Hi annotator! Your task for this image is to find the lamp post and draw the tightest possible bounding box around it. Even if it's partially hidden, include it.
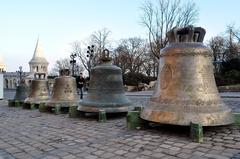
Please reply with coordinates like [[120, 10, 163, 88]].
[[16, 66, 23, 85], [70, 53, 77, 76], [86, 45, 94, 78], [76, 65, 80, 76]]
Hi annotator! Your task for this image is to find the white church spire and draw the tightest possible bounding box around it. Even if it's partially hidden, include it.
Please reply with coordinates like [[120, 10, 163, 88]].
[[29, 38, 48, 64], [29, 38, 49, 75]]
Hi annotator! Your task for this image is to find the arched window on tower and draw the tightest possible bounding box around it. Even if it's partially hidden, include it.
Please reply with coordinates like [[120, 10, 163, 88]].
[[9, 80, 12, 89], [13, 79, 17, 88], [5, 79, 8, 89]]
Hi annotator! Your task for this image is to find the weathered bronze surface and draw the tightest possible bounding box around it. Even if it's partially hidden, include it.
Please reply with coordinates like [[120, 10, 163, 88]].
[[78, 49, 131, 113], [24, 73, 50, 104], [140, 26, 233, 126], [46, 69, 78, 107], [14, 81, 30, 102]]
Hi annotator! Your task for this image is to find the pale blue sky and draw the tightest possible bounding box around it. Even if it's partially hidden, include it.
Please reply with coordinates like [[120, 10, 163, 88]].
[[0, 0, 239, 72]]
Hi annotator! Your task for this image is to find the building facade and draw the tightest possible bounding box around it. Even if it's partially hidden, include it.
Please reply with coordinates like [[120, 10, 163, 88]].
[[3, 38, 49, 89]]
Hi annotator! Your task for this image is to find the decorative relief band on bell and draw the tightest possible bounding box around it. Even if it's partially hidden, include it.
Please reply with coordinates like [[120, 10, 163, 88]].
[[160, 52, 212, 58], [146, 101, 230, 113], [149, 98, 224, 107], [160, 64, 172, 89]]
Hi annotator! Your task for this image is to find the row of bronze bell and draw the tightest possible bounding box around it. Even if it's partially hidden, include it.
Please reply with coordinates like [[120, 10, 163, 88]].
[[19, 70, 80, 107], [14, 59, 131, 112], [14, 26, 233, 126]]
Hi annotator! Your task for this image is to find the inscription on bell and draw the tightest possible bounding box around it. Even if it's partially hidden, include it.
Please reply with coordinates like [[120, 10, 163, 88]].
[[39, 88, 49, 96], [64, 84, 73, 94]]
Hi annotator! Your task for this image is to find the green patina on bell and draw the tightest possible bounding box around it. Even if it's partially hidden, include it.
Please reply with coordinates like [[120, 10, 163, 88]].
[[14, 80, 30, 102], [78, 49, 131, 113]]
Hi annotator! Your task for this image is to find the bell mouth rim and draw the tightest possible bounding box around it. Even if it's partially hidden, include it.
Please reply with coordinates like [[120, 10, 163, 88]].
[[24, 100, 49, 104], [140, 108, 234, 126], [46, 101, 79, 107], [77, 104, 130, 113]]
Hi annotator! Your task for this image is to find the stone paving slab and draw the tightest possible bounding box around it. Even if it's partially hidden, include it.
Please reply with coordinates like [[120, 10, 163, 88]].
[[0, 100, 239, 159]]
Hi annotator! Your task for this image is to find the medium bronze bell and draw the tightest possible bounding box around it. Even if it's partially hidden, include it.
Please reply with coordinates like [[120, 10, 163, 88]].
[[46, 69, 78, 107], [141, 26, 233, 126], [14, 80, 30, 102], [24, 73, 50, 104], [78, 49, 131, 113]]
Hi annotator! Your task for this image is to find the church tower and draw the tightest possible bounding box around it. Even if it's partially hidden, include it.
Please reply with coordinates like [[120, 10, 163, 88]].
[[29, 38, 49, 76]]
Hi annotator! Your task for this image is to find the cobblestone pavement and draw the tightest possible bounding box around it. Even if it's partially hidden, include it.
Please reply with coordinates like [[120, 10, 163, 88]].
[[0, 100, 240, 159]]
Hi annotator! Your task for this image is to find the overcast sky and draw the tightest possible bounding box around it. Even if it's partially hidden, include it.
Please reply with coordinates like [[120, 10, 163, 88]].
[[0, 0, 240, 72]]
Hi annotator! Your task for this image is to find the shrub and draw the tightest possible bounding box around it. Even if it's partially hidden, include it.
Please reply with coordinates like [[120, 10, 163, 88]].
[[221, 58, 240, 73], [224, 69, 240, 85]]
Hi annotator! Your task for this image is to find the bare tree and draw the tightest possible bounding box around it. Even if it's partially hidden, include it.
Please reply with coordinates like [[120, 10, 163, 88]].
[[208, 36, 227, 74], [140, 0, 199, 59], [71, 28, 112, 78], [208, 24, 240, 75], [71, 41, 91, 77], [225, 24, 240, 60], [51, 57, 83, 76], [113, 46, 129, 74], [209, 36, 227, 62], [90, 28, 112, 56], [113, 37, 151, 75]]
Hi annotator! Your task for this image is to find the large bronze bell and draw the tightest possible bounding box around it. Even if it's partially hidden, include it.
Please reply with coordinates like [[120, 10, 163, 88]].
[[46, 69, 78, 107], [78, 49, 131, 113], [24, 73, 50, 104], [141, 26, 233, 126], [14, 80, 30, 102]]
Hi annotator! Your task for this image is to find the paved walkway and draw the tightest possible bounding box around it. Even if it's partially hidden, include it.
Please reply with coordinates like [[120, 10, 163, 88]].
[[0, 100, 240, 158], [1, 90, 240, 158]]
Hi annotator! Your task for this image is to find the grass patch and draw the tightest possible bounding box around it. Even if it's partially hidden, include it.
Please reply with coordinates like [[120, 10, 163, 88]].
[[234, 113, 240, 125]]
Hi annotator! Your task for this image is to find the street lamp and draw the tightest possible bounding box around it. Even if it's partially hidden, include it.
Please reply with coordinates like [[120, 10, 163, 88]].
[[76, 65, 80, 76], [16, 66, 23, 85], [70, 53, 77, 76], [86, 45, 94, 77]]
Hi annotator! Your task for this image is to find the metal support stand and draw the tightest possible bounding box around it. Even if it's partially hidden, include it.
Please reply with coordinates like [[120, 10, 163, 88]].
[[190, 122, 203, 143], [98, 110, 107, 122], [127, 110, 145, 130]]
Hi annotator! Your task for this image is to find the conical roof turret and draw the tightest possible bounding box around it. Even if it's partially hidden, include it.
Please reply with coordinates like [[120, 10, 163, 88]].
[[29, 38, 48, 65]]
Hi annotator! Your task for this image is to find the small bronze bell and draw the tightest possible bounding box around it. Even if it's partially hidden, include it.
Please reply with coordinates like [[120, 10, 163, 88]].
[[78, 49, 131, 113], [141, 26, 233, 126], [46, 69, 78, 107], [14, 80, 30, 102], [24, 73, 50, 104]]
